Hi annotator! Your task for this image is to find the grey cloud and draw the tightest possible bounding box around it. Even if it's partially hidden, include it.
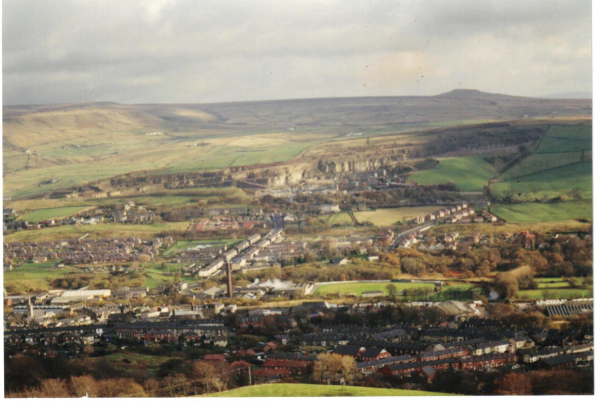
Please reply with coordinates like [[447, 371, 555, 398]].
[[2, 0, 592, 105]]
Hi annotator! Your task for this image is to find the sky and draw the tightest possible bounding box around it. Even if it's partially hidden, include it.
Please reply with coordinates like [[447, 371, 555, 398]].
[[1, 0, 592, 105]]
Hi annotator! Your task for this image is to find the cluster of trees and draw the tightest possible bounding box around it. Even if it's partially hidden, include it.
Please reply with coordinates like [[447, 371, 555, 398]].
[[50, 271, 147, 291], [376, 232, 592, 282], [312, 353, 356, 385], [423, 367, 593, 395], [281, 261, 398, 283], [4, 347, 245, 398], [494, 370, 594, 395], [6, 376, 145, 398]]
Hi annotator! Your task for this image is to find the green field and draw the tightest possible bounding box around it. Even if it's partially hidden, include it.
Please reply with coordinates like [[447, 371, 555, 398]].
[[3, 261, 77, 293], [491, 162, 592, 201], [354, 206, 441, 226], [3, 222, 190, 242], [4, 187, 248, 212], [328, 212, 353, 225], [18, 206, 92, 222], [491, 201, 592, 223], [517, 288, 593, 300], [491, 125, 592, 202], [517, 277, 592, 299], [408, 156, 495, 191], [501, 152, 588, 180], [536, 125, 592, 153], [202, 383, 453, 397], [313, 281, 435, 296]]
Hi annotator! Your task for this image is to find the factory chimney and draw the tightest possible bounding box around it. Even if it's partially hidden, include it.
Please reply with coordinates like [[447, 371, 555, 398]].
[[226, 259, 233, 298]]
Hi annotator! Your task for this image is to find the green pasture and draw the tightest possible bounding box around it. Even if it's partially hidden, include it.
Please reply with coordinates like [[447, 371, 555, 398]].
[[18, 206, 91, 222], [354, 206, 441, 226], [408, 156, 495, 191], [501, 152, 588, 180], [3, 222, 190, 243], [517, 288, 593, 300], [491, 201, 592, 223], [536, 125, 592, 153], [490, 162, 592, 201], [328, 212, 353, 225], [3, 261, 76, 293], [313, 281, 435, 296]]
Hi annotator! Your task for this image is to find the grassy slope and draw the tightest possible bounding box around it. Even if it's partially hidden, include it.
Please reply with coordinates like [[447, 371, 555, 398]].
[[313, 282, 435, 296], [3, 222, 189, 242], [428, 221, 591, 237], [408, 157, 494, 191], [491, 201, 592, 223], [5, 187, 247, 211], [354, 206, 441, 226], [328, 212, 353, 225], [3, 261, 77, 292], [491, 125, 592, 202], [517, 276, 592, 299], [490, 162, 592, 201], [202, 383, 453, 397], [500, 152, 588, 180], [19, 206, 92, 222], [536, 125, 592, 153], [517, 289, 593, 299]]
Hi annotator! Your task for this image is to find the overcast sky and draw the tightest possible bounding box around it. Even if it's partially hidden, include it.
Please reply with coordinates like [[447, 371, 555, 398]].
[[2, 0, 592, 105]]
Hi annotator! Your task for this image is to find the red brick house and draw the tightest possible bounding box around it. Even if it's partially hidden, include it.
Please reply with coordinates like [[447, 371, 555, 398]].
[[252, 368, 291, 383], [116, 328, 143, 341], [235, 349, 256, 357], [459, 354, 516, 371], [43, 333, 59, 345], [358, 348, 391, 362], [236, 315, 265, 332], [262, 359, 310, 375], [182, 331, 201, 342], [380, 359, 460, 377], [60, 333, 79, 344], [144, 329, 176, 343]]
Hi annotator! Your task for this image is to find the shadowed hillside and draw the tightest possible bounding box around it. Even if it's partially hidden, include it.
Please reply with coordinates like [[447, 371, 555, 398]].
[[2, 90, 591, 199], [4, 90, 591, 148]]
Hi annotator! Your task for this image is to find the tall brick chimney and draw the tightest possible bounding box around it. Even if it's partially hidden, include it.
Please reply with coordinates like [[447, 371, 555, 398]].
[[226, 259, 233, 298]]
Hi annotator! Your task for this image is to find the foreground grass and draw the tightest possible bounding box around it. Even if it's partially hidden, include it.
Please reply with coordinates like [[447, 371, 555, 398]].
[[201, 383, 454, 397]]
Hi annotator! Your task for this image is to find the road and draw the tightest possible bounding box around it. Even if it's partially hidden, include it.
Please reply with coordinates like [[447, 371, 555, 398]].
[[387, 223, 435, 252]]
